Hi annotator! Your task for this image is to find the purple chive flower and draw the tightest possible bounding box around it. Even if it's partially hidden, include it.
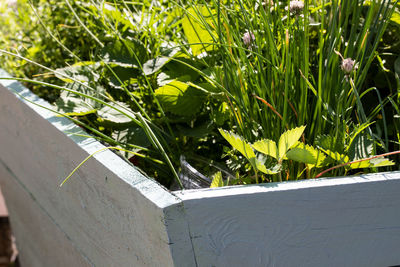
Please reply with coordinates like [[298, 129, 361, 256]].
[[242, 31, 256, 48], [341, 58, 356, 75]]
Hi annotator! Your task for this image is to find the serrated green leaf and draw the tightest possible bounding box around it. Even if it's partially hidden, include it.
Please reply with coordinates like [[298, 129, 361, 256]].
[[182, 6, 216, 56], [251, 159, 280, 175], [252, 139, 278, 159], [349, 158, 395, 169], [155, 81, 206, 116], [320, 148, 349, 163], [369, 158, 395, 167], [210, 171, 224, 188], [219, 129, 256, 160], [278, 126, 306, 160], [291, 142, 327, 168], [286, 147, 317, 164]]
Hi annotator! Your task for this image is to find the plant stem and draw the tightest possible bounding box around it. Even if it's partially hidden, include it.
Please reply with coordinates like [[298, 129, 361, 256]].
[[315, 150, 400, 178]]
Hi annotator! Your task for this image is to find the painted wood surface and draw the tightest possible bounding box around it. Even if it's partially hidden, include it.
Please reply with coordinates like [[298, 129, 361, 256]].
[[1, 69, 400, 267], [177, 172, 400, 267], [0, 160, 93, 267], [0, 70, 193, 266]]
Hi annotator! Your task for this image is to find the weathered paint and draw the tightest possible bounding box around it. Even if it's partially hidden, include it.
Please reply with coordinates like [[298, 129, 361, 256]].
[[1, 69, 400, 267], [0, 70, 193, 266]]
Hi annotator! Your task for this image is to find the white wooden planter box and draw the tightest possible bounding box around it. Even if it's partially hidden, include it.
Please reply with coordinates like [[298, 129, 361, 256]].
[[0, 69, 400, 267]]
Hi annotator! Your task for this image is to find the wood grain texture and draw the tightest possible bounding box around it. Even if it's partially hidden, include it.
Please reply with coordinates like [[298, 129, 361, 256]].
[[2, 69, 400, 267], [0, 71, 192, 266], [177, 172, 400, 267], [0, 161, 93, 267]]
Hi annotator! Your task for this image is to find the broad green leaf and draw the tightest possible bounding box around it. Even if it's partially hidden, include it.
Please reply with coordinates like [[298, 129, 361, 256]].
[[286, 147, 317, 165], [107, 66, 139, 89], [100, 38, 148, 68], [252, 139, 278, 159], [143, 49, 178, 75], [182, 6, 216, 56], [56, 90, 97, 115], [291, 142, 327, 168], [155, 80, 206, 116], [97, 102, 136, 124], [210, 171, 224, 188], [219, 129, 256, 160], [278, 126, 306, 160], [251, 159, 280, 175], [55, 62, 99, 83]]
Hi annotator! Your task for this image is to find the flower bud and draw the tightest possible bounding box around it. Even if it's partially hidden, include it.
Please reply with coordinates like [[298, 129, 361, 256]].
[[242, 31, 255, 48], [289, 1, 304, 14], [341, 58, 356, 75]]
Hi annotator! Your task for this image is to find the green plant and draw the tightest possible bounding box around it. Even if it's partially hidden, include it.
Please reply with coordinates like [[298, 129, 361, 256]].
[[0, 0, 399, 189]]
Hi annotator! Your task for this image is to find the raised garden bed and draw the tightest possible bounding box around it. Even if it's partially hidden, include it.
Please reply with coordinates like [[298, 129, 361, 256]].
[[1, 69, 400, 266]]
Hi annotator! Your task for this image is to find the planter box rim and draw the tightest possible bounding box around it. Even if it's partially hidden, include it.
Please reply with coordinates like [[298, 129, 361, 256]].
[[1, 68, 400, 204]]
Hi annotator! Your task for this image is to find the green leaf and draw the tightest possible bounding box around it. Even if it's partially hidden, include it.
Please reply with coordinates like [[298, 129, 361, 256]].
[[219, 129, 256, 160], [212, 102, 230, 126], [100, 39, 147, 68], [56, 90, 98, 115], [369, 158, 395, 167], [143, 49, 178, 75], [278, 126, 306, 160], [391, 10, 400, 25], [155, 80, 206, 116], [252, 139, 278, 159], [97, 102, 136, 124], [112, 126, 151, 148], [251, 159, 280, 175], [55, 62, 99, 83], [182, 6, 216, 56], [348, 134, 373, 161], [210, 171, 224, 188], [349, 157, 395, 169], [292, 142, 327, 168], [286, 147, 317, 165], [320, 148, 349, 163], [315, 134, 344, 154]]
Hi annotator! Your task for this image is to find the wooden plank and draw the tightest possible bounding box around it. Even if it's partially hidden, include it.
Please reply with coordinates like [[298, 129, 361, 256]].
[[176, 172, 400, 267], [0, 161, 93, 267], [0, 72, 194, 266]]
